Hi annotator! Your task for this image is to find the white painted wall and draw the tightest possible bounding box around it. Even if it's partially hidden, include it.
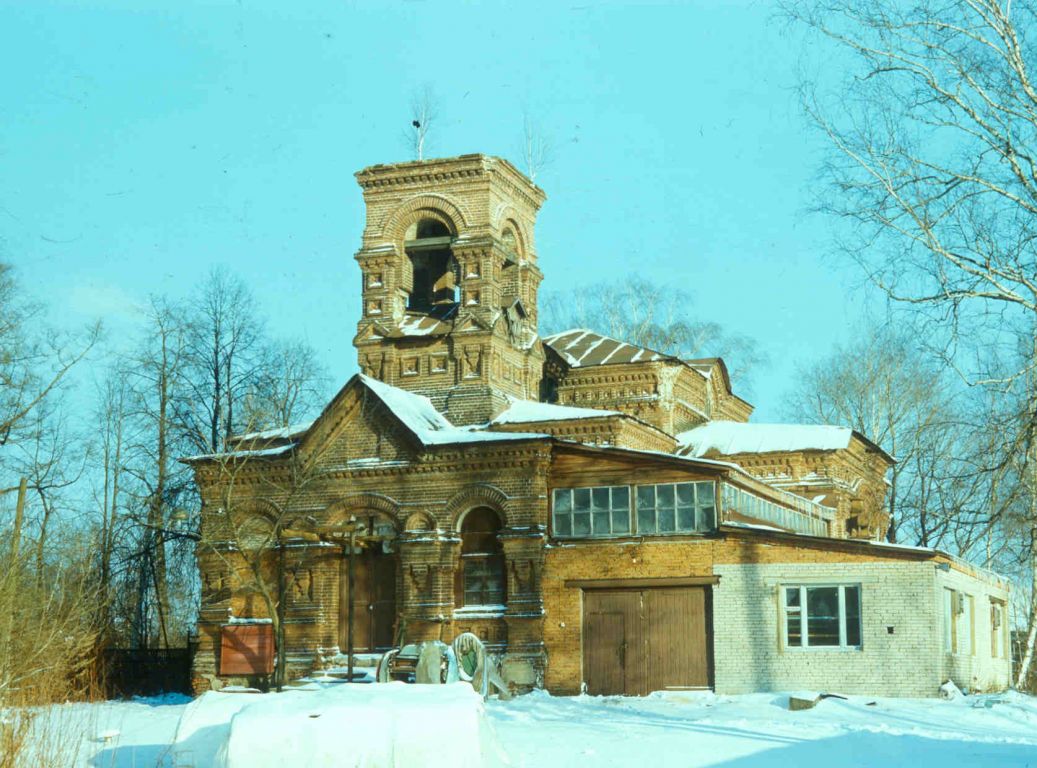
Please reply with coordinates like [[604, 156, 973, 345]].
[[712, 560, 1010, 697]]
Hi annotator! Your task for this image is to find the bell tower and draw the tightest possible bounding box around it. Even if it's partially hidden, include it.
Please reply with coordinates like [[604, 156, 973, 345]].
[[353, 154, 546, 425]]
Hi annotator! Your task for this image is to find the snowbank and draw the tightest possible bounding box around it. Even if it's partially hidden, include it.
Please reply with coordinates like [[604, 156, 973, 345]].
[[175, 682, 506, 768]]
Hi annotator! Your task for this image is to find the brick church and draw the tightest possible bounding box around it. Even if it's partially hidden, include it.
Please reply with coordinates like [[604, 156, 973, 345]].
[[186, 154, 1010, 698]]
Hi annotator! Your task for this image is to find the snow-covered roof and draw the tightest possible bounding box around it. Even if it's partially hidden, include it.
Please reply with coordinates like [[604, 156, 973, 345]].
[[231, 420, 315, 444], [181, 444, 296, 463], [677, 421, 854, 457], [359, 375, 548, 446], [491, 398, 620, 425], [543, 329, 671, 368]]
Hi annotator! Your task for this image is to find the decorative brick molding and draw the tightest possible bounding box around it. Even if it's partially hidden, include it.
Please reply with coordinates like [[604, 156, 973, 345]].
[[323, 493, 401, 529], [379, 193, 470, 244], [445, 483, 512, 529]]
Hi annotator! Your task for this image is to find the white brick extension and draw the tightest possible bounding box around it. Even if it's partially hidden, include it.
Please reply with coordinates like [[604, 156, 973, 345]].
[[711, 560, 1011, 697]]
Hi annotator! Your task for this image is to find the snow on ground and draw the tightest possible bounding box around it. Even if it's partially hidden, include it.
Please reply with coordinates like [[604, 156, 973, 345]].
[[16, 693, 190, 767], [488, 689, 1037, 767], [16, 687, 1037, 767]]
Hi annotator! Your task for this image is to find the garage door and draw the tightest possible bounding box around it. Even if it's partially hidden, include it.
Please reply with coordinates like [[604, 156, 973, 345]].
[[582, 587, 711, 695]]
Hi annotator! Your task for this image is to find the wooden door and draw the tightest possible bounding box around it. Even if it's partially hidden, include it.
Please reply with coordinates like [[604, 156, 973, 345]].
[[583, 590, 642, 695], [582, 587, 711, 695], [340, 548, 397, 653], [644, 588, 711, 691], [583, 593, 626, 695]]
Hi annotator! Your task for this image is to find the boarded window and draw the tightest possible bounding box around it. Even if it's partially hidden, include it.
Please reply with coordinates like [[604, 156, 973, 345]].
[[944, 589, 975, 656], [991, 600, 1005, 658], [784, 585, 861, 649], [944, 588, 955, 653], [960, 593, 974, 656]]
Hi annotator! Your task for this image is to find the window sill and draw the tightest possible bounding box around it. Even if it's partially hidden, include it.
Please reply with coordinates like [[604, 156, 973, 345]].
[[453, 604, 506, 620], [782, 646, 862, 653], [551, 531, 715, 542]]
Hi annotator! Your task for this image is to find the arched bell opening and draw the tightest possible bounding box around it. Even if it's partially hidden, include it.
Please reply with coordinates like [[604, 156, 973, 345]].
[[404, 217, 459, 313]]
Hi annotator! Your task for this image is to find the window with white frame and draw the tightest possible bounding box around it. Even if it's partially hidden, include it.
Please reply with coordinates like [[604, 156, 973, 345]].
[[635, 482, 715, 534], [783, 585, 861, 649], [552, 486, 630, 537]]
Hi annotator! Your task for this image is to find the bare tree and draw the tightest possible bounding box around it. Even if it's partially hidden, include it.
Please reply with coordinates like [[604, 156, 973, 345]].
[[783, 322, 983, 546], [193, 440, 327, 691], [540, 275, 767, 391], [11, 403, 88, 583], [0, 263, 98, 449], [183, 268, 264, 453], [242, 339, 330, 430], [786, 0, 1037, 389], [520, 113, 553, 183], [125, 297, 196, 647], [92, 369, 130, 641], [407, 85, 438, 161]]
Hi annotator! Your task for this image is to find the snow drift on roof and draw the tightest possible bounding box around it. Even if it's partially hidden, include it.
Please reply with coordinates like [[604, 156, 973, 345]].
[[677, 421, 853, 457], [492, 398, 620, 425], [542, 328, 670, 368], [359, 375, 548, 446]]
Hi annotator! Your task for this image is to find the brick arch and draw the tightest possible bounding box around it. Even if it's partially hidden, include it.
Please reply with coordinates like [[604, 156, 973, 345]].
[[492, 204, 529, 256], [324, 493, 402, 531], [381, 194, 470, 244], [232, 497, 283, 523], [403, 511, 437, 532], [229, 499, 285, 551], [446, 484, 511, 531]]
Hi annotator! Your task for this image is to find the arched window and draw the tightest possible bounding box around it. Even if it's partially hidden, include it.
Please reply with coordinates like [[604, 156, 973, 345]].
[[458, 508, 506, 607], [501, 227, 517, 253], [405, 217, 457, 311]]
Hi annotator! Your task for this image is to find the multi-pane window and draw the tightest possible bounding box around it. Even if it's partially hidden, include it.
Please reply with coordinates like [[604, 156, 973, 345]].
[[636, 482, 715, 534], [552, 486, 630, 537], [552, 482, 715, 538], [460, 508, 506, 607], [721, 483, 829, 537], [784, 585, 862, 649]]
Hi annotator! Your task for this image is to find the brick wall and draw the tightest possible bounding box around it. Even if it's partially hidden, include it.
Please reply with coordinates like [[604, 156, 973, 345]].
[[935, 564, 1012, 692], [542, 532, 1012, 698], [712, 560, 939, 697], [543, 538, 716, 694]]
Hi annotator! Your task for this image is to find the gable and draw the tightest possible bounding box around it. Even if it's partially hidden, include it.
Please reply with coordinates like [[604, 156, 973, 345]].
[[296, 377, 420, 470]]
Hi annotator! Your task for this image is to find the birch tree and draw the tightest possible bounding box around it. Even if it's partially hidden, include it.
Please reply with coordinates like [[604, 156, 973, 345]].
[[520, 113, 552, 183], [786, 0, 1037, 387], [540, 275, 766, 390], [407, 85, 437, 161]]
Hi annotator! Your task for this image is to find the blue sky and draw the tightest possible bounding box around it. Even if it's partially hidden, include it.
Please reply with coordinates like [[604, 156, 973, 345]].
[[1, 0, 877, 421]]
